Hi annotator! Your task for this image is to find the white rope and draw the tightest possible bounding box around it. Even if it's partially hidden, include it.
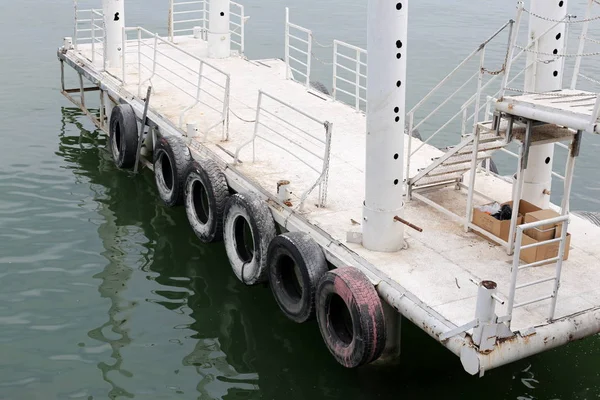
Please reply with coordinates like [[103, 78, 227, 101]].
[[584, 36, 600, 45], [523, 8, 600, 23], [312, 37, 333, 48], [515, 44, 600, 57], [311, 52, 333, 66]]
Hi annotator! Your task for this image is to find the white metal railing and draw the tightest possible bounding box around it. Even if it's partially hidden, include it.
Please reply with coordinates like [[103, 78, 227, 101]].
[[234, 90, 333, 209], [122, 26, 231, 139], [168, 0, 246, 54], [74, 6, 105, 66], [504, 215, 570, 328], [284, 7, 312, 88], [332, 40, 367, 112]]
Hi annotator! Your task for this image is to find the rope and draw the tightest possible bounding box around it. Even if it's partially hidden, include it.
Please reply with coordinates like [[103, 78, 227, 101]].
[[585, 36, 600, 45], [515, 44, 600, 57], [523, 8, 600, 23], [229, 108, 256, 123]]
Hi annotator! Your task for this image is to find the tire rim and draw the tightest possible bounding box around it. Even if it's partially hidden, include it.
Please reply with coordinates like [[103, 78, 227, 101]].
[[191, 179, 210, 224], [158, 152, 174, 193], [279, 254, 304, 302], [233, 215, 254, 263], [327, 293, 354, 346], [112, 121, 122, 159]]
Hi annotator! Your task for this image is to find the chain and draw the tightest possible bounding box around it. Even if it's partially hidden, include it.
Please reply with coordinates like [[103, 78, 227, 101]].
[[515, 44, 600, 57], [585, 36, 600, 45], [312, 36, 333, 48], [311, 52, 333, 66], [523, 8, 600, 23]]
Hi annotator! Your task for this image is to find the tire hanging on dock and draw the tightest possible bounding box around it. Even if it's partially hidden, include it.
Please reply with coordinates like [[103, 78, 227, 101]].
[[268, 232, 329, 323], [316, 267, 386, 368], [154, 135, 192, 207], [223, 193, 277, 285], [109, 104, 139, 169], [184, 158, 230, 243]]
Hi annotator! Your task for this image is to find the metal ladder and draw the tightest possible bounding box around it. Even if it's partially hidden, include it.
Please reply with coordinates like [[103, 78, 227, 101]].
[[502, 214, 571, 328], [407, 124, 507, 195]]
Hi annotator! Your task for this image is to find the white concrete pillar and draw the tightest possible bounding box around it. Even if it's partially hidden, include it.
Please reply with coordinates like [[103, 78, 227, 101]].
[[208, 0, 231, 58], [522, 0, 568, 208], [362, 0, 407, 252], [102, 0, 125, 69]]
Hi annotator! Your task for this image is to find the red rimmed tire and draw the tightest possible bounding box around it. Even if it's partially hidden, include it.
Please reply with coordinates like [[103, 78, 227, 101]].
[[316, 267, 386, 368]]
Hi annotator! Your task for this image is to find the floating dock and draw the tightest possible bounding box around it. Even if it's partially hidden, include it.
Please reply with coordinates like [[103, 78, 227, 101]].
[[59, 0, 600, 376]]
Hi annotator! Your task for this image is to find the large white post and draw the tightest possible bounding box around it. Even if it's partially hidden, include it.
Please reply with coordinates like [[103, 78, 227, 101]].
[[208, 0, 231, 58], [522, 0, 568, 208], [102, 0, 125, 68], [362, 0, 407, 252]]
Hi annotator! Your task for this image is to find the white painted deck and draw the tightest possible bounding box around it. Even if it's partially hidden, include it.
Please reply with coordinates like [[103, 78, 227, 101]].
[[79, 37, 600, 334]]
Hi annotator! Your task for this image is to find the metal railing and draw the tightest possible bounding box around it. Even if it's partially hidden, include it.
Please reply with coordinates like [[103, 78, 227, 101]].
[[234, 90, 333, 209], [168, 0, 246, 54], [332, 40, 367, 112], [122, 26, 231, 139], [73, 6, 105, 66], [504, 214, 570, 328], [284, 7, 312, 88]]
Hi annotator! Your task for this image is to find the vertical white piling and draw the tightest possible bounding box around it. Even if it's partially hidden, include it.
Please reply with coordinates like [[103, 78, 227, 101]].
[[522, 0, 568, 208], [362, 0, 407, 252], [208, 0, 231, 58], [102, 0, 125, 68]]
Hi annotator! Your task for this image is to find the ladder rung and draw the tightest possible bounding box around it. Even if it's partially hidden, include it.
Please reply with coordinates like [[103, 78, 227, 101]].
[[441, 151, 493, 165], [413, 171, 464, 187], [515, 276, 556, 290], [514, 294, 554, 308], [456, 140, 505, 154], [518, 256, 560, 270], [426, 162, 472, 177]]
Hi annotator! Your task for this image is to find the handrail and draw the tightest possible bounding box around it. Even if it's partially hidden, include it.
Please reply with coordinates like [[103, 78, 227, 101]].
[[285, 8, 312, 88], [234, 90, 333, 209], [122, 26, 231, 140], [332, 40, 367, 112]]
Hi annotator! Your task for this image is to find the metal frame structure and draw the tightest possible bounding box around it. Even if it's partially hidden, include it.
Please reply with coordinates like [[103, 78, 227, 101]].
[[284, 7, 313, 88], [332, 40, 367, 112], [234, 90, 333, 209]]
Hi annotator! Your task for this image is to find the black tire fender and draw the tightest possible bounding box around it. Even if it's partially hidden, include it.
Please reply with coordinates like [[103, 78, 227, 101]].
[[223, 193, 277, 285], [154, 135, 191, 207], [109, 104, 139, 168], [184, 158, 230, 243], [316, 267, 386, 368], [268, 232, 329, 323], [310, 81, 330, 96]]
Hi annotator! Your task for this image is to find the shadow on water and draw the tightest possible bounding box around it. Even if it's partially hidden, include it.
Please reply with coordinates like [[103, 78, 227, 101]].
[[56, 107, 600, 400]]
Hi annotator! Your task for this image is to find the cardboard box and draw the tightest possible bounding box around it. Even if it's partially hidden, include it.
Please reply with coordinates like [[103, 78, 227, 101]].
[[520, 232, 571, 265], [472, 200, 539, 242], [524, 209, 564, 241]]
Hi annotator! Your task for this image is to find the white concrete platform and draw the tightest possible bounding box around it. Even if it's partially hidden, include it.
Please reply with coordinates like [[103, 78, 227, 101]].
[[71, 36, 600, 351]]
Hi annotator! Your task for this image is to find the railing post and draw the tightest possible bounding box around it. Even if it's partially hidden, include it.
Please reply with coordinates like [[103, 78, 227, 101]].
[[285, 8, 290, 80], [240, 5, 245, 55], [332, 41, 338, 100], [203, 0, 207, 40], [355, 48, 360, 111], [306, 32, 313, 88], [91, 11, 96, 63], [406, 112, 414, 199], [506, 228, 524, 328], [222, 75, 231, 140], [548, 218, 570, 321], [500, 5, 523, 99], [473, 281, 499, 350], [168, 0, 174, 42], [571, 0, 593, 89], [137, 27, 142, 97], [122, 27, 127, 84], [74, 0, 79, 51]]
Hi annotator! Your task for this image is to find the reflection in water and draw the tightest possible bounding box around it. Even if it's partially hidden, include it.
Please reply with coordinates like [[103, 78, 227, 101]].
[[55, 106, 600, 400]]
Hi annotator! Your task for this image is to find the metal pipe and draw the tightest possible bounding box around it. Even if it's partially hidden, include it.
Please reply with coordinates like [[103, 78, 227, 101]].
[[208, 0, 230, 58], [102, 0, 125, 68], [362, 0, 407, 252], [571, 0, 594, 88]]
